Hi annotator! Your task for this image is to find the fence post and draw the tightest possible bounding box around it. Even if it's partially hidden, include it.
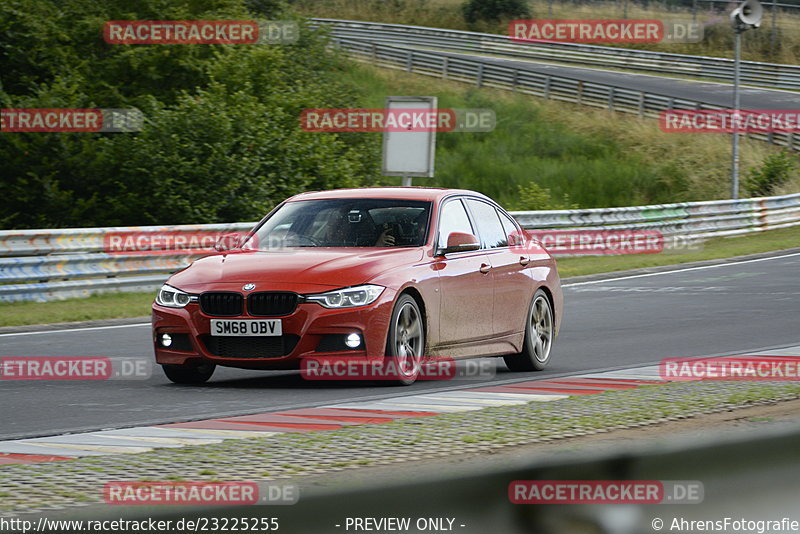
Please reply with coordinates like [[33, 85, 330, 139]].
[[638, 92, 645, 117], [512, 69, 518, 92], [406, 50, 413, 72], [544, 76, 551, 99], [476, 63, 484, 87], [371, 42, 377, 65], [608, 87, 615, 111]]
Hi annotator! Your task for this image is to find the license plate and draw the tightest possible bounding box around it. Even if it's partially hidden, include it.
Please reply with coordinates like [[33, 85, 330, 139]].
[[210, 319, 282, 337]]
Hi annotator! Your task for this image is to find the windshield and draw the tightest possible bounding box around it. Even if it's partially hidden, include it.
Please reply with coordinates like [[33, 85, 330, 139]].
[[244, 198, 432, 249]]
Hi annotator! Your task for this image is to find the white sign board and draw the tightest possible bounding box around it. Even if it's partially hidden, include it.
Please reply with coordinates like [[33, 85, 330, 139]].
[[382, 96, 437, 179]]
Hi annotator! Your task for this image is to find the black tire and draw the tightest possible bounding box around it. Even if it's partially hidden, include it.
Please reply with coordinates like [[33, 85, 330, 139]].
[[162, 362, 216, 384], [503, 289, 554, 372], [384, 294, 425, 386]]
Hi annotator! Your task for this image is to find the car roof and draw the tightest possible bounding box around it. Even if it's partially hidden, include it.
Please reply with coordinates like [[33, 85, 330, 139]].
[[286, 187, 490, 203]]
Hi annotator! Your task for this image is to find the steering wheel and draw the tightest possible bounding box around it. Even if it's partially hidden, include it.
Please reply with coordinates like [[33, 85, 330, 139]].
[[294, 234, 321, 247], [278, 233, 321, 247]]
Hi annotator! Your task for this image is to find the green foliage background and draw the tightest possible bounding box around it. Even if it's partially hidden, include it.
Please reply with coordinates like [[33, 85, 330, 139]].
[[0, 0, 381, 228]]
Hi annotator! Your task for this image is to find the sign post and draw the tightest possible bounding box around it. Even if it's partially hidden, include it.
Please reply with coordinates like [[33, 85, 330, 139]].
[[382, 96, 437, 186]]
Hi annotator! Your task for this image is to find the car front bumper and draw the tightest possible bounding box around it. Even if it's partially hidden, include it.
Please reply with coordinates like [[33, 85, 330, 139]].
[[152, 288, 397, 370]]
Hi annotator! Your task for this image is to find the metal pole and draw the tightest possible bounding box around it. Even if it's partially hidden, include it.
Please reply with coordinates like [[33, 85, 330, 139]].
[[771, 0, 777, 57], [731, 30, 742, 200], [692, 0, 698, 22], [548, 0, 553, 18], [402, 175, 413, 187]]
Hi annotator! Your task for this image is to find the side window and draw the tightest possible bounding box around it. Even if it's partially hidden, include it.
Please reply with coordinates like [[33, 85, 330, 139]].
[[499, 210, 520, 246], [465, 199, 507, 249], [437, 199, 474, 249]]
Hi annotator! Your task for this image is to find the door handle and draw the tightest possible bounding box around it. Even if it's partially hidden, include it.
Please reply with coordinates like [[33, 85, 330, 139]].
[[479, 263, 491, 274], [519, 256, 530, 266]]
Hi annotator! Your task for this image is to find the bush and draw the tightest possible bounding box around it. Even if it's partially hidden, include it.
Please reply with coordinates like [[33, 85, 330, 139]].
[[462, 0, 530, 26], [744, 151, 797, 197], [507, 182, 577, 211], [0, 0, 381, 228]]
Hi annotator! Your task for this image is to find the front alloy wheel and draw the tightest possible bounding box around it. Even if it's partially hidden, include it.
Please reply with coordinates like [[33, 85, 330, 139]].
[[386, 294, 425, 385], [504, 289, 554, 372]]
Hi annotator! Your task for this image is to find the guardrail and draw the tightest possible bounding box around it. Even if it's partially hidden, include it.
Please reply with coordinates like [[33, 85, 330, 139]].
[[0, 223, 253, 303], [2, 194, 798, 302], [513, 192, 800, 243], [313, 19, 800, 91], [326, 35, 799, 152]]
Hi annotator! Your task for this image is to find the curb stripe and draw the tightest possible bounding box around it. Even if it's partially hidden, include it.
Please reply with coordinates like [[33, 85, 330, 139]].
[[2, 349, 798, 465]]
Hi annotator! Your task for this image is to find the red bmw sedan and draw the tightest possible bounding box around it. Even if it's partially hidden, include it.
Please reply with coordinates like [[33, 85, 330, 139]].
[[151, 187, 563, 385]]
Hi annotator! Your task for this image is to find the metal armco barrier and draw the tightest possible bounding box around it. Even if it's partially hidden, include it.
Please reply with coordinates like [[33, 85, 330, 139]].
[[324, 33, 799, 152], [0, 223, 253, 303], [2, 194, 798, 302], [513, 192, 800, 245], [313, 18, 800, 91]]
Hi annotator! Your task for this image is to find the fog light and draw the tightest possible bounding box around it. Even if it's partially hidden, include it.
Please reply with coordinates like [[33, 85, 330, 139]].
[[160, 333, 173, 348], [345, 333, 362, 348]]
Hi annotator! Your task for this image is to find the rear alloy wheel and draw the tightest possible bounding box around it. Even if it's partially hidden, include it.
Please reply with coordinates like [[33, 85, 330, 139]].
[[386, 294, 425, 386], [504, 289, 554, 372], [162, 362, 216, 385]]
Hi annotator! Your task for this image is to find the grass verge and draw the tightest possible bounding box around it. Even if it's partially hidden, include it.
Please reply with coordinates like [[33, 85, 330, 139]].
[[0, 292, 153, 328], [348, 64, 799, 207], [555, 224, 800, 278]]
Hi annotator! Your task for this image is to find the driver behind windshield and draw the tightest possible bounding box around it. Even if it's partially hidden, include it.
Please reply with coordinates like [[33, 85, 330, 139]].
[[321, 208, 393, 247], [249, 199, 431, 249]]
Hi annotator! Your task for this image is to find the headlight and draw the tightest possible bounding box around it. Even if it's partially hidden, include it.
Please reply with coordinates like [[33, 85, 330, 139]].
[[155, 284, 193, 308], [305, 285, 385, 309]]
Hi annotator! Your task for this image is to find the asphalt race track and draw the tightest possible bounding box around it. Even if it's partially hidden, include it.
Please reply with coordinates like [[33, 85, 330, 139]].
[[1, 252, 798, 441]]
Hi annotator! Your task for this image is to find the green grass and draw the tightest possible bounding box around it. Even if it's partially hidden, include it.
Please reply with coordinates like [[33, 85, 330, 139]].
[[555, 224, 800, 278], [345, 64, 799, 208], [0, 291, 153, 327]]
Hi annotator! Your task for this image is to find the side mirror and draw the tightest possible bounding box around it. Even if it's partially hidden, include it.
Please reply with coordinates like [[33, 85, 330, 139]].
[[440, 232, 480, 255], [214, 233, 242, 252]]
